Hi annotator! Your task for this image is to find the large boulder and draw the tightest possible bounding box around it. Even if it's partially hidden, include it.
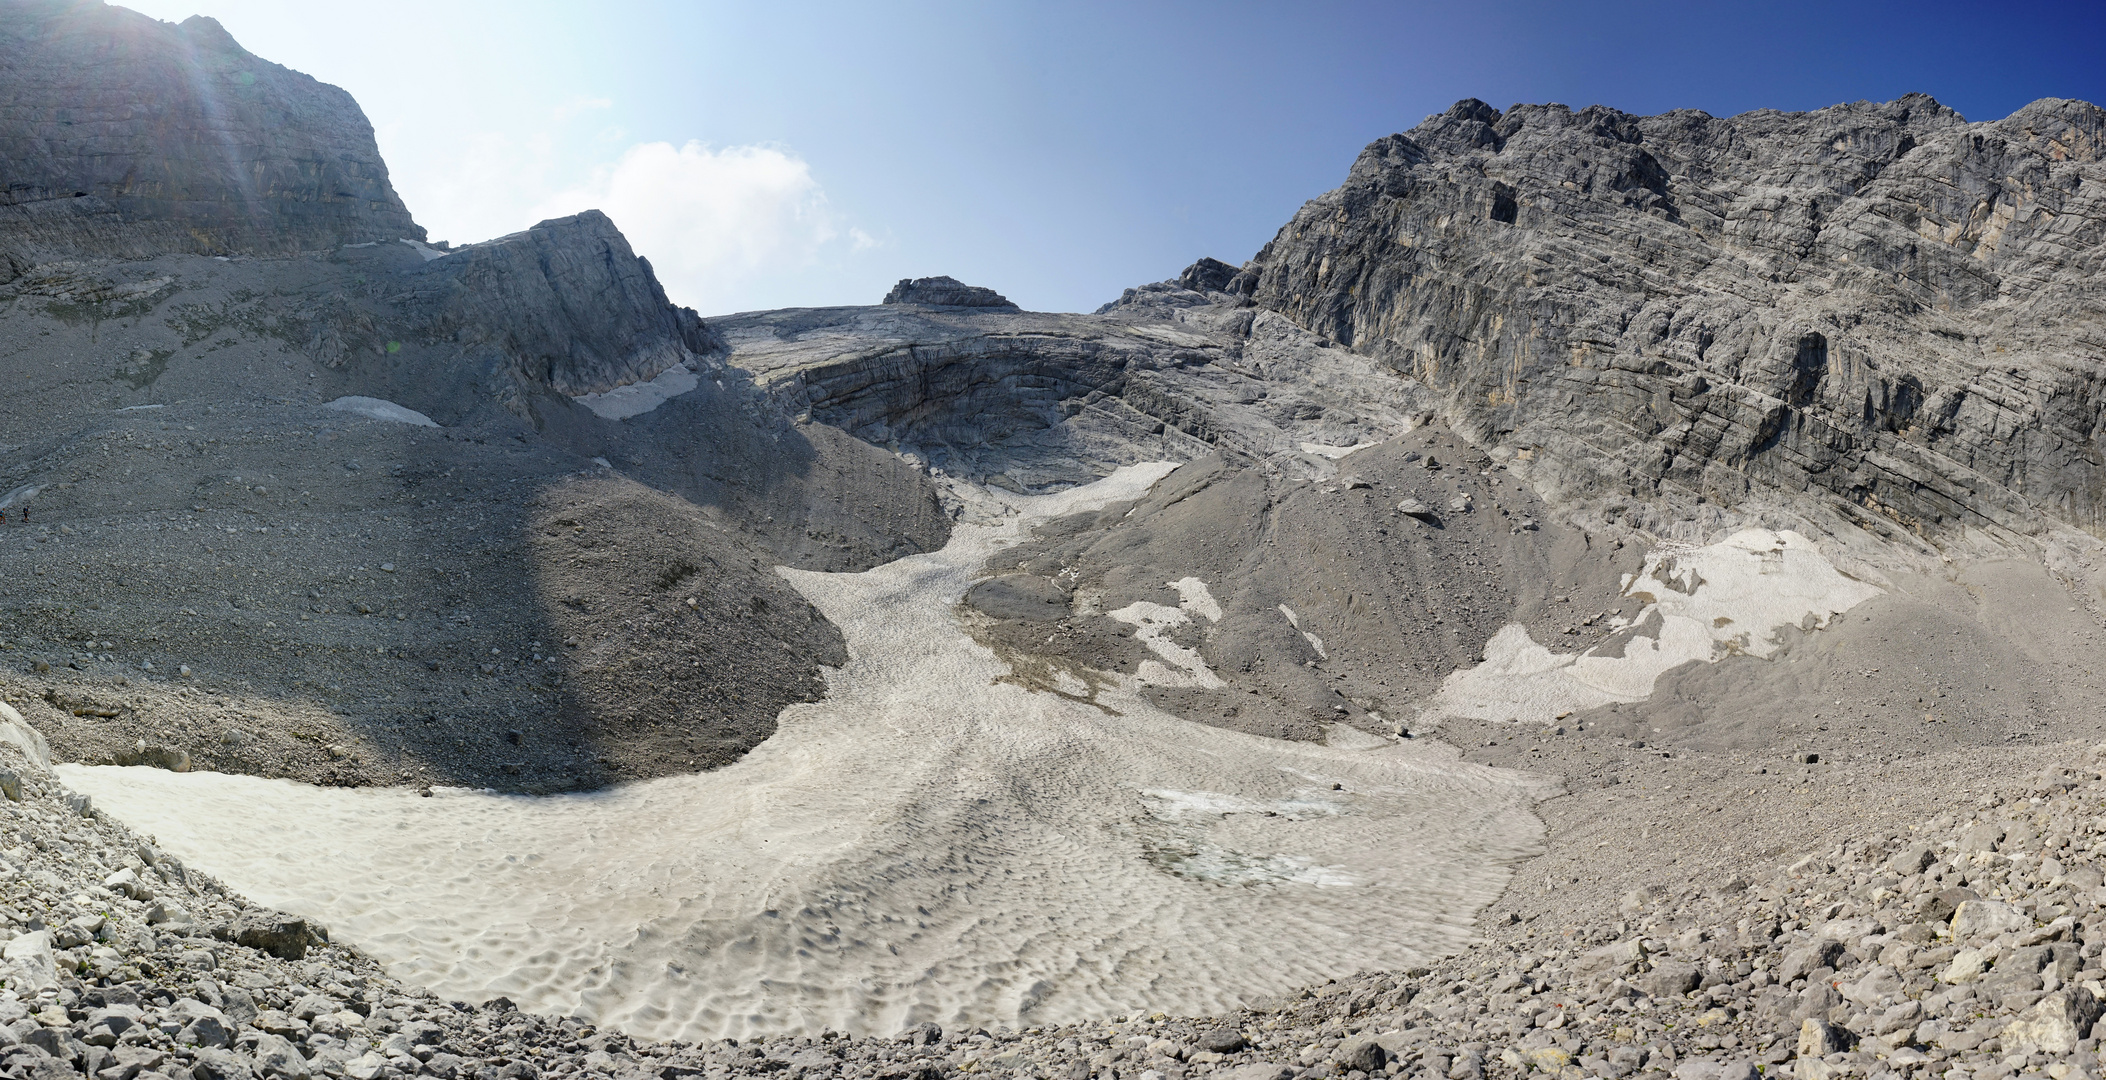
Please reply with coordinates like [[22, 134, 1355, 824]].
[[2001, 988, 2105, 1055]]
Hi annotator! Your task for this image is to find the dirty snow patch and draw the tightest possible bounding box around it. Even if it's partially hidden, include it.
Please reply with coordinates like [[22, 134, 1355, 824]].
[[573, 365, 700, 420], [1111, 577, 1227, 688], [1423, 529, 1881, 725], [322, 396, 439, 428], [399, 239, 451, 261], [1279, 604, 1328, 659], [1299, 441, 1381, 460]]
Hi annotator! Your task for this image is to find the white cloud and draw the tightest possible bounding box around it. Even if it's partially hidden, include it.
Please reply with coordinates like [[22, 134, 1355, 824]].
[[528, 141, 858, 313], [384, 128, 561, 251]]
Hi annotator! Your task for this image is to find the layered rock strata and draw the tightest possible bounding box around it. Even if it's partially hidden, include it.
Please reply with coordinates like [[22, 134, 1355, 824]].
[[1236, 95, 2106, 548]]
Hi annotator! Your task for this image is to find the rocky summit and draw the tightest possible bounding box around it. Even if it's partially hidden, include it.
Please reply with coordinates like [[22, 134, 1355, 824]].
[[9, 3, 2106, 1079]]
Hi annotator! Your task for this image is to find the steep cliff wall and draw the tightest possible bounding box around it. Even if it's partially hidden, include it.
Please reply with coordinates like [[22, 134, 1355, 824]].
[[0, 0, 420, 272], [1240, 94, 2106, 543], [400, 211, 721, 397]]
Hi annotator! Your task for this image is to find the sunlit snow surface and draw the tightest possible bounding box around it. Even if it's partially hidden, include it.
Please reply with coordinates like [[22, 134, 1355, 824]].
[[63, 464, 1550, 1041]]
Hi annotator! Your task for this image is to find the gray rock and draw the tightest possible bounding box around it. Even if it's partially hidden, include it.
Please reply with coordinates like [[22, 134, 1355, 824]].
[[1887, 845, 1936, 875], [1332, 1037, 1384, 1072], [1641, 961, 1700, 999], [231, 917, 319, 961], [21, 1027, 75, 1065], [218, 989, 258, 1032], [249, 1033, 310, 1080], [0, 930, 57, 994], [1195, 1029, 1247, 1054], [1236, 94, 2106, 544], [288, 995, 338, 1023], [1838, 964, 1904, 1006], [1939, 947, 1993, 984], [882, 276, 1018, 309], [83, 1005, 140, 1047], [723, 299, 1422, 497], [250, 1010, 304, 1037], [1178, 258, 1242, 294], [145, 902, 193, 927], [1916, 887, 1979, 924], [179, 1016, 233, 1050], [1775, 940, 1843, 983], [101, 1044, 169, 1080], [896, 1023, 942, 1046], [1957, 823, 2005, 853], [406, 210, 722, 396], [190, 1048, 257, 1080], [102, 867, 150, 900], [1950, 899, 2031, 940], [0, 4, 420, 271], [1873, 1000, 1922, 1035]]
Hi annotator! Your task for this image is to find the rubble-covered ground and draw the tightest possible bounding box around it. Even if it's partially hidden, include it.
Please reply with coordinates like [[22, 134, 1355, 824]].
[[13, 699, 2106, 1080]]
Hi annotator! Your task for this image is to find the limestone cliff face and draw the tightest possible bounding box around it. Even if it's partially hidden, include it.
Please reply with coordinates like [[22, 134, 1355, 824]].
[[406, 212, 722, 397], [1239, 94, 2106, 542], [0, 0, 420, 272]]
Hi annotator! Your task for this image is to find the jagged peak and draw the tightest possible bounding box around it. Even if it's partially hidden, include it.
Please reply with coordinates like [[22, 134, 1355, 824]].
[[882, 276, 1017, 309]]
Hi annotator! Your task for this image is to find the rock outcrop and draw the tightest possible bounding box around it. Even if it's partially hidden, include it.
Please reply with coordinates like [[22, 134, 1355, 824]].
[[0, 1, 421, 272], [1237, 94, 2106, 545], [881, 275, 1018, 309], [403, 211, 722, 397], [718, 284, 1421, 492]]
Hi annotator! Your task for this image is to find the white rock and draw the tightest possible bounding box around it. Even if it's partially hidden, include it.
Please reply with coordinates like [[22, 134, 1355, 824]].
[[1951, 899, 2031, 941], [1, 930, 58, 993], [1840, 964, 1905, 1006], [1940, 947, 1993, 983], [103, 867, 150, 900], [345, 1052, 388, 1080], [145, 901, 193, 926]]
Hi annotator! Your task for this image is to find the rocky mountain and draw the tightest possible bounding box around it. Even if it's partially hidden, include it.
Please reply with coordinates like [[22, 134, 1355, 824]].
[[0, 1, 421, 270], [0, 7, 942, 792], [12, 4, 2106, 1066], [1231, 94, 2106, 552]]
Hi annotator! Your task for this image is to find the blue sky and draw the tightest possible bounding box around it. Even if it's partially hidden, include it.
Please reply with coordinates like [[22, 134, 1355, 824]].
[[120, 0, 2106, 316]]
